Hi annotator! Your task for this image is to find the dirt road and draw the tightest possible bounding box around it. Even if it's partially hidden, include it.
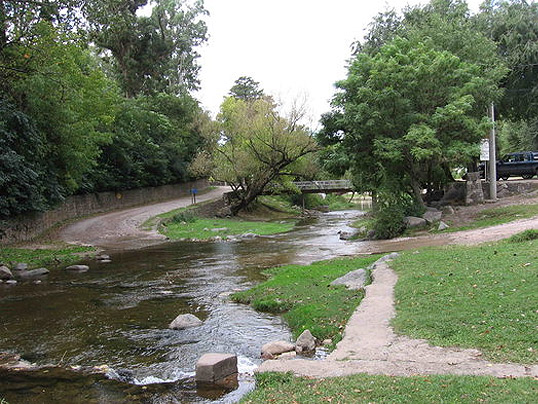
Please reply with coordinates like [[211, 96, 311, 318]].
[[58, 187, 229, 250]]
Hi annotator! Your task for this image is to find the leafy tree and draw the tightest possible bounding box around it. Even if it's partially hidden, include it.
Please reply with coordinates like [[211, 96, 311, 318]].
[[196, 96, 317, 215], [228, 76, 264, 101], [326, 37, 502, 207], [85, 0, 208, 97]]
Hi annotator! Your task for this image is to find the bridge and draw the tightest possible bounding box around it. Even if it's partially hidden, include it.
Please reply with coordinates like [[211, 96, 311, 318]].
[[291, 180, 354, 194]]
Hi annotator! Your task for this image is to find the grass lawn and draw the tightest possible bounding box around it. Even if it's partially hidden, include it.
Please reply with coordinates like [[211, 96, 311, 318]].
[[241, 372, 537, 404], [232, 255, 380, 342], [441, 203, 538, 233], [391, 235, 538, 364], [0, 245, 95, 269]]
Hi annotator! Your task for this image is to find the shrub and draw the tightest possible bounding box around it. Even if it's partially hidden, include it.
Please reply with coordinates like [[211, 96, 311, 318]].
[[508, 229, 538, 243], [169, 211, 196, 224]]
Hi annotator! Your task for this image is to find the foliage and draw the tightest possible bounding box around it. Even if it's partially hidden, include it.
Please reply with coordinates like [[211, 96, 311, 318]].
[[509, 229, 538, 243], [392, 242, 538, 363], [199, 96, 318, 215], [498, 118, 538, 154], [241, 373, 538, 404], [232, 255, 380, 342], [85, 0, 208, 97], [228, 76, 264, 101], [0, 245, 95, 269]]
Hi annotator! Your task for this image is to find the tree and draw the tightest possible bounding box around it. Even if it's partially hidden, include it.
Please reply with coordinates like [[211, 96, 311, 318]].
[[325, 37, 502, 207], [85, 0, 208, 97], [228, 76, 264, 101], [196, 96, 317, 215]]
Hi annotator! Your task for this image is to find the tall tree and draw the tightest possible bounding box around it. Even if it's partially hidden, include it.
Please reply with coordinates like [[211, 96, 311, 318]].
[[85, 0, 208, 97], [228, 76, 264, 101]]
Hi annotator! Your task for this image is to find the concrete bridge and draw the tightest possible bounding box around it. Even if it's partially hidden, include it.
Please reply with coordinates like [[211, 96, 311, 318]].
[[291, 180, 354, 194]]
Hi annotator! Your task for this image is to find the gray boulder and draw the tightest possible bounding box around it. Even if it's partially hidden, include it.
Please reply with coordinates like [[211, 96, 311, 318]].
[[404, 216, 427, 228], [376, 252, 400, 263], [295, 330, 316, 353], [330, 268, 368, 290], [169, 313, 203, 330], [66, 265, 90, 272], [15, 268, 49, 279], [438, 221, 450, 231], [442, 205, 455, 215], [0, 265, 13, 280], [239, 233, 258, 239], [196, 353, 237, 383], [13, 263, 28, 271], [261, 340, 295, 359], [422, 208, 442, 224]]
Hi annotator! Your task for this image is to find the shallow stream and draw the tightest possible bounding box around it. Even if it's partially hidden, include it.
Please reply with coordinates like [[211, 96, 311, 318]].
[[1, 210, 371, 403]]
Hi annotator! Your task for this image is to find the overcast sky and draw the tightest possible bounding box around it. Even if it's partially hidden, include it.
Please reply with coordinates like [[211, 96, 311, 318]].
[[195, 0, 483, 128]]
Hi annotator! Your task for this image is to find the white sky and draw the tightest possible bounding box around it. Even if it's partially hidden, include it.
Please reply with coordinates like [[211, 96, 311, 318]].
[[196, 0, 483, 128]]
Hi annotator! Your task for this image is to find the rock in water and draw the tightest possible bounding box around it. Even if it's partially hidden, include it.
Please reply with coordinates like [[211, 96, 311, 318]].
[[195, 353, 237, 382], [261, 341, 295, 359], [295, 330, 316, 353], [169, 314, 203, 330], [15, 268, 49, 279], [66, 265, 90, 272]]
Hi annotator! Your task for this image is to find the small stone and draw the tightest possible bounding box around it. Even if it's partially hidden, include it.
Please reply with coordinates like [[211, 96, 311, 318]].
[[278, 351, 297, 360], [96, 255, 110, 261], [5, 280, 17, 285], [66, 265, 90, 272], [169, 313, 203, 330], [98, 260, 112, 264], [261, 341, 295, 359], [239, 233, 258, 239], [438, 221, 450, 231], [195, 353, 237, 383], [295, 330, 316, 353], [322, 339, 332, 346], [442, 205, 455, 215], [211, 227, 228, 232]]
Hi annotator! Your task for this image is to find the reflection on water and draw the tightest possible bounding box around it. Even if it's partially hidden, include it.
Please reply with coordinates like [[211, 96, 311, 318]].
[[0, 210, 368, 403]]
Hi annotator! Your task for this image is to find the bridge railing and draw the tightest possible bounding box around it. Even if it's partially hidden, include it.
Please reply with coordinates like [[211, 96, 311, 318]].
[[292, 180, 353, 191]]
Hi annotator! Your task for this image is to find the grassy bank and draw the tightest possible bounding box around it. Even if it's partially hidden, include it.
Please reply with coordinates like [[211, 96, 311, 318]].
[[0, 245, 95, 269], [391, 235, 538, 364], [232, 255, 379, 342], [241, 372, 537, 404], [442, 203, 538, 233]]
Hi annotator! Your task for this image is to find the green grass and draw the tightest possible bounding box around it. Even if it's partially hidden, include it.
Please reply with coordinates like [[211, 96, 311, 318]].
[[232, 255, 380, 342], [241, 372, 537, 404], [0, 245, 95, 269], [443, 203, 538, 233], [391, 237, 538, 364], [159, 216, 296, 240]]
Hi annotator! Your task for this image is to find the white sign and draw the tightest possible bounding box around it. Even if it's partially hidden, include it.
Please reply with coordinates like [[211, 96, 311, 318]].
[[480, 139, 490, 161]]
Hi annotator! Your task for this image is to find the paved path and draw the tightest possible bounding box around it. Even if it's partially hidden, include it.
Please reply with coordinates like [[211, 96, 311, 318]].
[[59, 187, 229, 250], [258, 258, 538, 378]]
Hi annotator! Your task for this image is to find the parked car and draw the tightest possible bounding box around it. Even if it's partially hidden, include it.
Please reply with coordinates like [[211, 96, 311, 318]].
[[480, 151, 538, 180]]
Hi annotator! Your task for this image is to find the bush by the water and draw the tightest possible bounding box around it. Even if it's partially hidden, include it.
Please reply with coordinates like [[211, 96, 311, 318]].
[[169, 211, 197, 224], [373, 191, 423, 239]]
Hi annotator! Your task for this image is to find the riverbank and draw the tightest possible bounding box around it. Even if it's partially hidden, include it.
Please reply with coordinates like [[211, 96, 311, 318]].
[[239, 234, 537, 402]]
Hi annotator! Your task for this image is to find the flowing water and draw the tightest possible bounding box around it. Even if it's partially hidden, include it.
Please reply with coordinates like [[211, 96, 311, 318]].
[[0, 210, 371, 403]]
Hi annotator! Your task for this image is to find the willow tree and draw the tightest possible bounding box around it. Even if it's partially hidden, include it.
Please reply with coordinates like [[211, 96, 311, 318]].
[[193, 96, 317, 215]]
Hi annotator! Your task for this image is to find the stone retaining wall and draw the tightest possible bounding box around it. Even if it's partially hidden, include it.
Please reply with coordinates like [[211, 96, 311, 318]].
[[1, 179, 208, 245]]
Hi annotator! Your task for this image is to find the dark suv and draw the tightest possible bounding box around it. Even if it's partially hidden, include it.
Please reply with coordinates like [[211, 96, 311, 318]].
[[480, 151, 538, 180]]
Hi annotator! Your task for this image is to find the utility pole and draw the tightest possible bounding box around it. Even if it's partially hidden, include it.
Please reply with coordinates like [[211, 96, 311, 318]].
[[488, 102, 497, 200]]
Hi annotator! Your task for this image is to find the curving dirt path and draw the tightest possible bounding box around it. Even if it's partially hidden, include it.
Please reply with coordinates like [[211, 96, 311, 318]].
[[258, 259, 538, 378], [58, 186, 230, 250]]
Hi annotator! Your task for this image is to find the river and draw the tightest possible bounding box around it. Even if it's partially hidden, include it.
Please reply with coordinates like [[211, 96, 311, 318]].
[[0, 209, 371, 403]]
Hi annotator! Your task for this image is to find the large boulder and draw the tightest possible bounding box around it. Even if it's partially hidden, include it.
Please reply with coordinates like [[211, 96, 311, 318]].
[[338, 230, 359, 240], [330, 268, 368, 290], [195, 353, 237, 383], [295, 330, 316, 353], [404, 216, 427, 229], [15, 268, 49, 279], [0, 266, 14, 280], [422, 208, 442, 224], [169, 314, 203, 330], [261, 340, 295, 359]]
